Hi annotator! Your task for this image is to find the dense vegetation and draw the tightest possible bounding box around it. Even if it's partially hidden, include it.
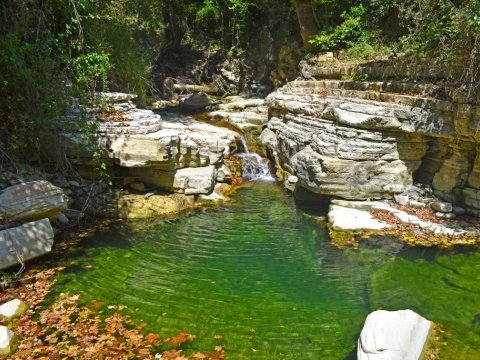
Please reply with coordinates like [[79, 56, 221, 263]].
[[1, 0, 478, 156]]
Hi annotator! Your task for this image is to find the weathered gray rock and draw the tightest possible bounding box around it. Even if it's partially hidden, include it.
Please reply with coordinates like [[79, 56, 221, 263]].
[[56, 212, 69, 224], [287, 175, 298, 184], [175, 166, 217, 195], [217, 98, 264, 110], [289, 146, 410, 200], [408, 200, 427, 208], [284, 175, 299, 192], [431, 201, 453, 213], [452, 206, 466, 215], [180, 93, 212, 111], [0, 181, 67, 222], [216, 165, 232, 183], [94, 92, 137, 103], [0, 219, 54, 270], [435, 212, 456, 219], [0, 299, 28, 322], [51, 98, 242, 196], [358, 309, 431, 360], [0, 326, 17, 356], [207, 110, 267, 130], [64, 209, 82, 220], [394, 194, 409, 205]]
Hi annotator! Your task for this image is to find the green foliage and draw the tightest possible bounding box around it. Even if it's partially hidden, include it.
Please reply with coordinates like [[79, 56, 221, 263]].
[[70, 52, 111, 95], [0, 272, 17, 290], [309, 5, 367, 52]]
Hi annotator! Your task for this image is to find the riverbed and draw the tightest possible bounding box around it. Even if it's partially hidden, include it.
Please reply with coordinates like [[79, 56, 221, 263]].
[[51, 183, 480, 359]]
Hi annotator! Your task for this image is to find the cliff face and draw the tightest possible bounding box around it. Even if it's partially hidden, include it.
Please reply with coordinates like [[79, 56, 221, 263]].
[[261, 80, 480, 216]]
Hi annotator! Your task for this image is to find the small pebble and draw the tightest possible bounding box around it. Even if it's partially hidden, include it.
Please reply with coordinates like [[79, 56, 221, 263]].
[[408, 200, 427, 208], [435, 212, 456, 219]]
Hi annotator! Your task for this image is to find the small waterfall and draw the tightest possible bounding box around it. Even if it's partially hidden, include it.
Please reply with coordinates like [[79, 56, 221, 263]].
[[237, 136, 275, 182]]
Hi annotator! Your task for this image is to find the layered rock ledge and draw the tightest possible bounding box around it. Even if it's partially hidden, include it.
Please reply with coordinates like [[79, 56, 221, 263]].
[[261, 79, 480, 217], [45, 94, 244, 196]]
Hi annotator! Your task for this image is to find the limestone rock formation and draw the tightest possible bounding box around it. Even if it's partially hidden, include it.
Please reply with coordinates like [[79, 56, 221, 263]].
[[0, 219, 54, 270], [52, 94, 242, 195], [358, 309, 431, 360], [206, 97, 268, 152], [261, 80, 480, 215], [0, 181, 67, 222]]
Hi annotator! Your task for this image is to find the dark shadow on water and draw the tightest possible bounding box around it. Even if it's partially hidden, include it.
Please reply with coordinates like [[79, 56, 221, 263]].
[[344, 345, 357, 360]]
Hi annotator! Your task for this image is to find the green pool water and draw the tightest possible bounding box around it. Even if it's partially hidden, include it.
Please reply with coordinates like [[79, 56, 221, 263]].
[[52, 183, 480, 359]]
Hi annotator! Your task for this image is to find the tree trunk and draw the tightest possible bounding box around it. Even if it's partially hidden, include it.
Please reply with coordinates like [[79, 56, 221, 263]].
[[162, 0, 186, 49], [293, 0, 319, 51]]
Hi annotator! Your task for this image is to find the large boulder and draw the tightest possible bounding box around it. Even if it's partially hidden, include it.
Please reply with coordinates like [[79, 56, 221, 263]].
[[0, 181, 67, 222], [0, 219, 54, 270], [358, 309, 431, 360]]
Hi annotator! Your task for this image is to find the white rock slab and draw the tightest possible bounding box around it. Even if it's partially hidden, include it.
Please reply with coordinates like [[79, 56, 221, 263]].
[[0, 326, 17, 356], [358, 309, 431, 360], [0, 299, 28, 322], [174, 166, 217, 195], [0, 219, 54, 270], [0, 181, 67, 222], [328, 205, 390, 231], [330, 199, 467, 237]]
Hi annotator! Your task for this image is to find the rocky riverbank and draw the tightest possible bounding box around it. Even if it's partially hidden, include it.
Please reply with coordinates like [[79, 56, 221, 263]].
[[259, 57, 480, 248]]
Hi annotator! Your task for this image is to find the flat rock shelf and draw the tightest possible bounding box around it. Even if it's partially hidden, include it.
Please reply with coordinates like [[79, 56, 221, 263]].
[[50, 183, 480, 359]]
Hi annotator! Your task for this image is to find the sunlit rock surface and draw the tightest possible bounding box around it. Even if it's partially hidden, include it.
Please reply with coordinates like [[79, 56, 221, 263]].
[[51, 94, 242, 195], [261, 80, 480, 215], [358, 309, 431, 360], [0, 299, 28, 323], [0, 326, 17, 356], [0, 219, 54, 270], [0, 181, 67, 222]]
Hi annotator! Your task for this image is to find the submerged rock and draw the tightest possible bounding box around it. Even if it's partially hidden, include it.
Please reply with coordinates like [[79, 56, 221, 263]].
[[358, 309, 431, 360], [0, 219, 54, 270]]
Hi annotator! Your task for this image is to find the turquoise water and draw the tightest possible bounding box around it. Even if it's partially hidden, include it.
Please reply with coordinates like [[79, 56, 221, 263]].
[[52, 183, 480, 359]]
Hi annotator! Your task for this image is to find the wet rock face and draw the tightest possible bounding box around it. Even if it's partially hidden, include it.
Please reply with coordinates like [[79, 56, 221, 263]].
[[261, 80, 480, 214]]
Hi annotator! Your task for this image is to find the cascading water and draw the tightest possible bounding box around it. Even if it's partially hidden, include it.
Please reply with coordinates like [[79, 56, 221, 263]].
[[237, 136, 275, 181]]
